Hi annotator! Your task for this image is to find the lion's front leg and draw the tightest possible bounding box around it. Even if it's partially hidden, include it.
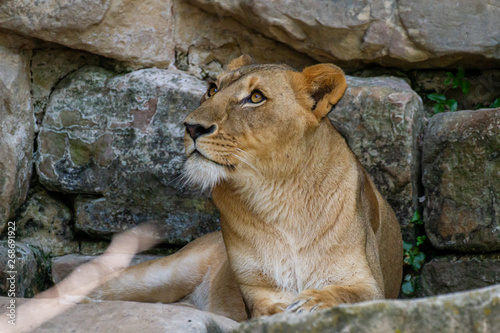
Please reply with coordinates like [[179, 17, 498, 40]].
[[240, 285, 295, 317], [286, 282, 383, 313]]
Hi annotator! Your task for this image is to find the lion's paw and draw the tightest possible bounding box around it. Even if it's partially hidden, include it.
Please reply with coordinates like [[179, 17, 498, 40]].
[[286, 289, 336, 313]]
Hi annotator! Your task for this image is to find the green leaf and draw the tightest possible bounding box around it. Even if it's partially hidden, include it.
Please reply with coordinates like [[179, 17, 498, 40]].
[[434, 103, 445, 114], [428, 93, 446, 102], [461, 80, 470, 95], [412, 252, 426, 271], [403, 241, 413, 251], [444, 78, 451, 85], [404, 274, 412, 282], [457, 67, 465, 80], [490, 98, 500, 108], [446, 99, 458, 112], [416, 235, 427, 247], [475, 103, 485, 110], [410, 211, 423, 225], [452, 78, 459, 89], [402, 280, 415, 296]]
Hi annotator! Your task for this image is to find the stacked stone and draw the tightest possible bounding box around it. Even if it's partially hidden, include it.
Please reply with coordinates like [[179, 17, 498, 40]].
[[0, 0, 499, 331], [420, 108, 500, 296]]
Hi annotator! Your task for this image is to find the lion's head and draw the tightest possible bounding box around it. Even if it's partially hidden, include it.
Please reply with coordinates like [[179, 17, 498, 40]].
[[183, 55, 347, 190]]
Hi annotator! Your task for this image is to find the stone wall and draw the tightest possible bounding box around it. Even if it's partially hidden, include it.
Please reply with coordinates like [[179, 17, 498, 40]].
[[0, 0, 499, 331]]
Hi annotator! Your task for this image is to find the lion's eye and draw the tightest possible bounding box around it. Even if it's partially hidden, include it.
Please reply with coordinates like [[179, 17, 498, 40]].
[[207, 85, 218, 97], [249, 90, 265, 104]]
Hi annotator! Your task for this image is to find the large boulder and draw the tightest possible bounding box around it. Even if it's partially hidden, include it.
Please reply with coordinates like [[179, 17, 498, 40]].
[[36, 66, 220, 244], [0, 31, 34, 232], [331, 76, 424, 229], [0, 297, 239, 333], [423, 109, 500, 252], [187, 0, 500, 68], [398, 0, 500, 64], [2, 0, 498, 69], [419, 254, 500, 297], [0, 0, 314, 70], [235, 284, 500, 332], [0, 0, 176, 68]]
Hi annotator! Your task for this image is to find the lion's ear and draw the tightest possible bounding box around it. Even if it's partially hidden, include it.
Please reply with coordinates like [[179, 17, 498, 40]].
[[302, 64, 347, 120], [227, 55, 255, 71]]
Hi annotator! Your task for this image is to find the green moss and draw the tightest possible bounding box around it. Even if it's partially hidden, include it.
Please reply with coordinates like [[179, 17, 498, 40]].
[[40, 131, 66, 157], [69, 134, 115, 167], [60, 110, 96, 128], [69, 138, 92, 166]]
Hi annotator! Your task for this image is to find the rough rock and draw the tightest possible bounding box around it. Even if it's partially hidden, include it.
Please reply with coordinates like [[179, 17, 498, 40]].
[[31, 47, 102, 128], [188, 0, 500, 68], [16, 185, 78, 256], [0, 297, 239, 333], [0, 0, 175, 68], [0, 0, 314, 70], [36, 66, 220, 244], [3, 0, 498, 69], [419, 254, 500, 297], [235, 284, 500, 333], [51, 254, 163, 284], [423, 109, 500, 252], [331, 76, 424, 228], [0, 241, 50, 298], [172, 1, 315, 79], [78, 241, 112, 256], [0, 31, 35, 232], [398, 0, 500, 64]]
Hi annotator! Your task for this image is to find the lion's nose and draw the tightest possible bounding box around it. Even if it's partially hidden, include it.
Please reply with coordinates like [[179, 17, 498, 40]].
[[184, 122, 217, 141]]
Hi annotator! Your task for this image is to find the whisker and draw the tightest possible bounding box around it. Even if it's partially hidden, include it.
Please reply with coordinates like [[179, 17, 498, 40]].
[[232, 152, 261, 176]]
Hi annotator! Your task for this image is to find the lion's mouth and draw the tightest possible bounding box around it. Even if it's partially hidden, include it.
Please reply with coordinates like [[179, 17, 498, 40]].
[[190, 150, 234, 169]]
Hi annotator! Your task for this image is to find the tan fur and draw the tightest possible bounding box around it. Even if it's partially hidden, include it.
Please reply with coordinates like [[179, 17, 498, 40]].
[[88, 56, 403, 321]]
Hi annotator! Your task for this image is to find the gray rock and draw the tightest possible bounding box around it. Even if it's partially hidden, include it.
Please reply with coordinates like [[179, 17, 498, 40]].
[[235, 284, 500, 333], [16, 186, 78, 256], [78, 241, 112, 256], [419, 254, 500, 297], [331, 76, 424, 227], [422, 109, 500, 252], [173, 1, 315, 80], [188, 0, 500, 68], [399, 0, 500, 60], [51, 254, 163, 283], [31, 47, 102, 126], [36, 66, 220, 244], [0, 31, 35, 232], [0, 241, 50, 298], [0, 0, 110, 32], [0, 0, 175, 68], [0, 297, 239, 333]]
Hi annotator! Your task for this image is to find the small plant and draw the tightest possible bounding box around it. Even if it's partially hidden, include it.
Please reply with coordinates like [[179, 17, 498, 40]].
[[427, 67, 470, 114], [444, 67, 470, 95], [475, 98, 500, 110], [427, 93, 457, 113], [402, 274, 417, 296], [403, 238, 426, 271], [401, 210, 427, 296], [410, 210, 423, 225]]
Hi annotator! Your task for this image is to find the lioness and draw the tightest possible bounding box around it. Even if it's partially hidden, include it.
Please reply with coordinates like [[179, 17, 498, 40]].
[[88, 55, 403, 321]]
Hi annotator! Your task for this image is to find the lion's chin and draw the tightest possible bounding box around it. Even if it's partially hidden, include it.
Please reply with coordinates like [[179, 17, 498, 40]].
[[182, 153, 229, 191]]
